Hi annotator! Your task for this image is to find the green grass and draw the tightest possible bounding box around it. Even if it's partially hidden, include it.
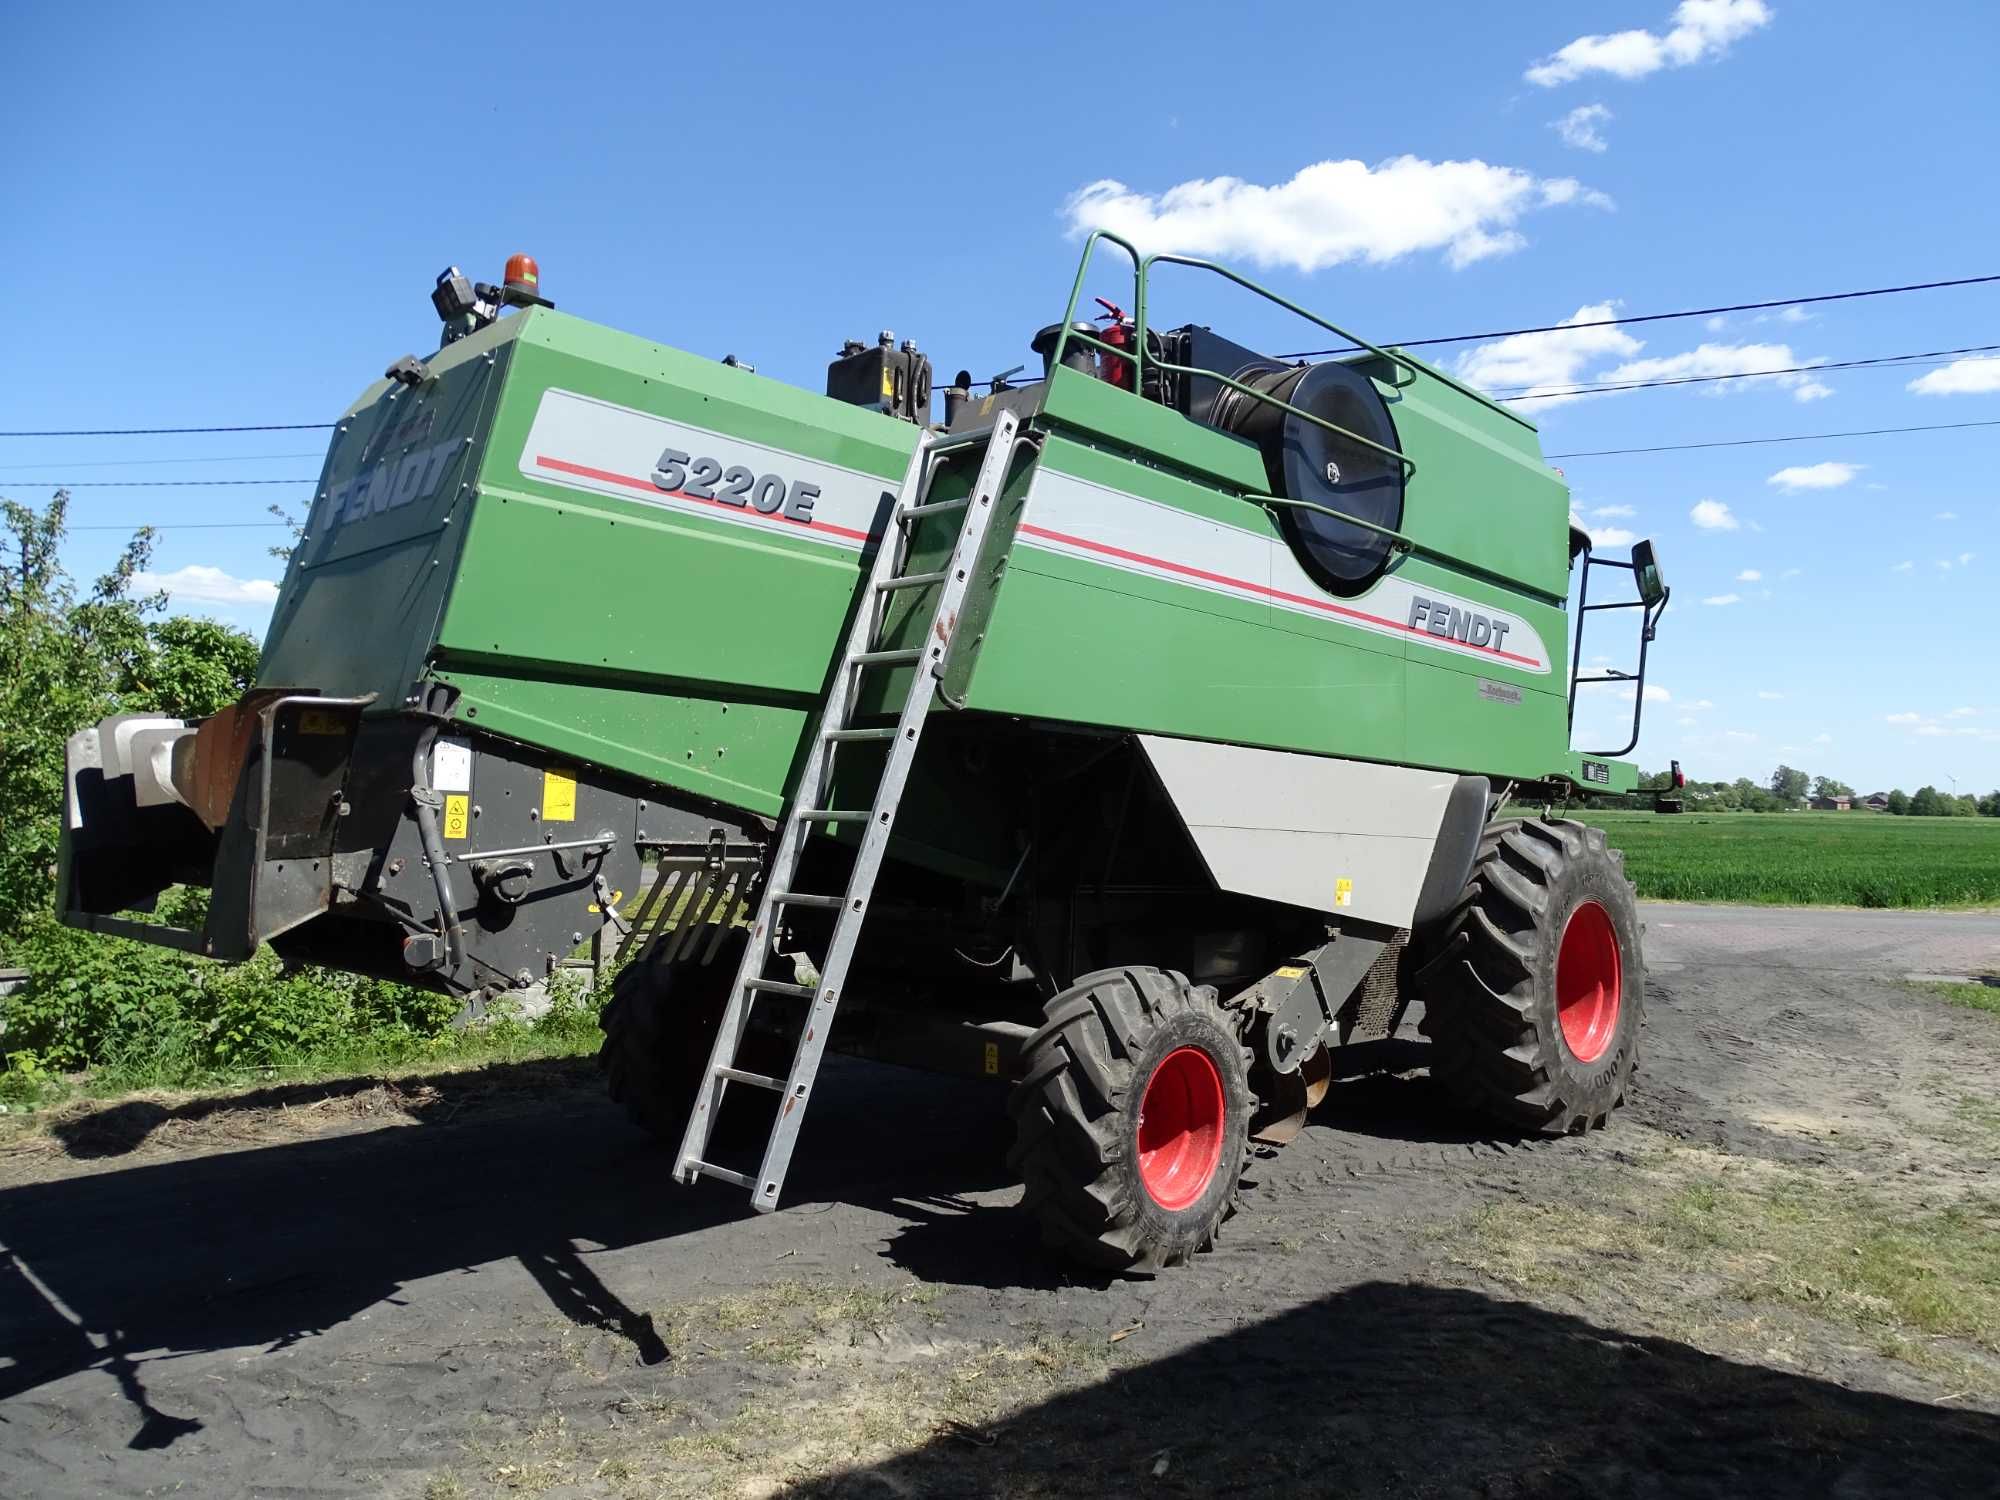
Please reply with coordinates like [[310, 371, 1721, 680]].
[[1569, 810, 2000, 907], [1910, 980, 2000, 1015]]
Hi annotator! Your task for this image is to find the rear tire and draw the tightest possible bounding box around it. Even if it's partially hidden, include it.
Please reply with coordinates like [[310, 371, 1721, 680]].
[[1416, 816, 1644, 1133], [1008, 966, 1252, 1273], [597, 929, 781, 1141]]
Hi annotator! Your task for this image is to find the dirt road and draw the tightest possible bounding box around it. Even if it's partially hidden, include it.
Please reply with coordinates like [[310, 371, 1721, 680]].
[[3, 907, 1995, 1498]]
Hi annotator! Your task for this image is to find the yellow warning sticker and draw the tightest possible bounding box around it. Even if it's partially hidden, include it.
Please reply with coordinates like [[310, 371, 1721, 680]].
[[1334, 877, 1353, 908], [297, 708, 346, 735], [443, 794, 470, 840], [541, 768, 576, 822], [983, 1042, 1000, 1076], [880, 369, 896, 400], [1275, 965, 1308, 979], [586, 890, 624, 915]]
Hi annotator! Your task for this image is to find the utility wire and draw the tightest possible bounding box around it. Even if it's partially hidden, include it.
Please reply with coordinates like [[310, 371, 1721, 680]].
[[66, 521, 294, 532], [1496, 343, 2000, 400], [1277, 273, 2000, 359], [11, 477, 316, 488], [1546, 417, 2000, 459], [0, 451, 320, 471], [0, 422, 336, 438]]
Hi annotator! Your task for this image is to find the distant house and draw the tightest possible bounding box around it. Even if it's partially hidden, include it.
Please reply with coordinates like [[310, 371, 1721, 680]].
[[1811, 795, 1853, 812], [1861, 792, 1890, 811]]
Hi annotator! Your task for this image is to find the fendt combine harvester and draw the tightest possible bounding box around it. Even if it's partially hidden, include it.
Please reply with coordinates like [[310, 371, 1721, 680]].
[[61, 239, 1670, 1271]]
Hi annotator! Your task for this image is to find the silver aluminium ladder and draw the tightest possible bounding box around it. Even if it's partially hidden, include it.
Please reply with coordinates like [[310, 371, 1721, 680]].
[[674, 410, 1022, 1210]]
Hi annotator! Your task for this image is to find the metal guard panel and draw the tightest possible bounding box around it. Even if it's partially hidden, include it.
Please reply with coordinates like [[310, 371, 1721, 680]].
[[1140, 737, 1455, 925]]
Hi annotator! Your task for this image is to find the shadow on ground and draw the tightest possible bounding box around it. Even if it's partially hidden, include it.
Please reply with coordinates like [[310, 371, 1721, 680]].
[[809, 1281, 2000, 1499]]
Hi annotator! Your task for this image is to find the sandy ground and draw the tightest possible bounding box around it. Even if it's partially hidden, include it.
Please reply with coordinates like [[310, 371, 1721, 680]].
[[1, 905, 1995, 1498]]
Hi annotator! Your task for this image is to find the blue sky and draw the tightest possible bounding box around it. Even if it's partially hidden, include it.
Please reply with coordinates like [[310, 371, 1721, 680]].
[[4, 1, 1996, 793]]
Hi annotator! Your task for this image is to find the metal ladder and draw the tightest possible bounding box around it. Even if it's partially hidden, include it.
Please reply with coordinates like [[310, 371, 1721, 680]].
[[674, 409, 1022, 1210]]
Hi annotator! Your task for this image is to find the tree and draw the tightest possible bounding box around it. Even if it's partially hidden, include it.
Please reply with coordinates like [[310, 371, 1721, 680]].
[[1979, 790, 2000, 818], [1908, 786, 1947, 817], [1885, 788, 1911, 815], [1810, 776, 1854, 800], [1769, 765, 1810, 804], [0, 493, 258, 938]]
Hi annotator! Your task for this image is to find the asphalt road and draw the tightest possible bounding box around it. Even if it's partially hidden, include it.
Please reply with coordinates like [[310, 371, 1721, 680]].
[[1641, 901, 2000, 977]]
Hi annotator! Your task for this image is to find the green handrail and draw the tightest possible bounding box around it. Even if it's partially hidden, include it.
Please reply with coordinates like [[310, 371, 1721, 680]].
[[1047, 234, 1417, 479]]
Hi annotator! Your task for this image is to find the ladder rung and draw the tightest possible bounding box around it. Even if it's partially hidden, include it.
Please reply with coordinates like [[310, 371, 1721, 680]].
[[898, 496, 970, 522], [716, 1065, 785, 1091], [851, 647, 923, 666], [770, 890, 844, 909], [683, 1159, 755, 1190], [825, 726, 896, 742], [796, 808, 868, 823], [877, 571, 949, 592], [746, 977, 815, 998]]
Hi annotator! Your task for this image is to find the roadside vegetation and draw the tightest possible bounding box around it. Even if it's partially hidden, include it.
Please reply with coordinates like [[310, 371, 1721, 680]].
[[1571, 809, 2000, 908]]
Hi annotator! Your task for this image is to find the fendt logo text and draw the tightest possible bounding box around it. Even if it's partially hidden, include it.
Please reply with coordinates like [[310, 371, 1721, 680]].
[[324, 438, 460, 526]]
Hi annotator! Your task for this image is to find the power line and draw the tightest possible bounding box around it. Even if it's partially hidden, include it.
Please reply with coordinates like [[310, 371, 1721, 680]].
[[66, 521, 294, 532], [0, 422, 336, 438], [8, 477, 317, 488], [1276, 272, 2000, 359], [1497, 342, 2000, 400], [0, 451, 321, 471], [1546, 417, 2000, 459]]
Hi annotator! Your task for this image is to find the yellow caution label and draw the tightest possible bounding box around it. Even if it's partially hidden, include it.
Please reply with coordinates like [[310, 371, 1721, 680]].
[[1334, 877, 1353, 908], [297, 708, 346, 735], [1275, 965, 1308, 979], [881, 369, 896, 400], [541, 768, 576, 822], [443, 794, 470, 840], [983, 1042, 1000, 1076], [586, 890, 623, 915]]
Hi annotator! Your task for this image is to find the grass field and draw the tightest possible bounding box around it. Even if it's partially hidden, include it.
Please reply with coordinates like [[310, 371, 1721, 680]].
[[1569, 810, 2000, 908]]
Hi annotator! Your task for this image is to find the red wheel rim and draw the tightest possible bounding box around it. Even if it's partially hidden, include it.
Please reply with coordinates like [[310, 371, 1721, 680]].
[[1136, 1046, 1226, 1211], [1556, 899, 1623, 1064]]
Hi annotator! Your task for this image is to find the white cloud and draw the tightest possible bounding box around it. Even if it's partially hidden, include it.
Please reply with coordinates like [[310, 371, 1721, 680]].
[[1884, 712, 1922, 724], [1600, 341, 1831, 403], [1892, 560, 1914, 573], [1703, 593, 1742, 606], [1063, 157, 1609, 273], [1908, 356, 2000, 396], [1687, 699, 1715, 710], [1724, 729, 1759, 743], [1590, 504, 1636, 518], [1810, 733, 1833, 744], [1737, 568, 1762, 582], [1690, 499, 1739, 530], [1757, 690, 1784, 700], [1780, 567, 1802, 580], [1645, 684, 1672, 703], [1767, 461, 1860, 492], [1585, 525, 1636, 548], [1936, 558, 1956, 571], [1915, 724, 1950, 738], [1960, 551, 1976, 566], [1526, 0, 1773, 86], [1936, 511, 1959, 521], [1554, 103, 1613, 152], [1948, 707, 1979, 718], [1457, 303, 1641, 406], [130, 564, 279, 607]]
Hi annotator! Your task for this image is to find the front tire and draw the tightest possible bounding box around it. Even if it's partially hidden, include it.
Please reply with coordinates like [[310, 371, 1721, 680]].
[[1416, 816, 1644, 1133], [1008, 966, 1253, 1273]]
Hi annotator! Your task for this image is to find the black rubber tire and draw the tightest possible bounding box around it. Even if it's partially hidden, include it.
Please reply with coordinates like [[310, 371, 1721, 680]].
[[597, 929, 782, 1141], [1417, 816, 1645, 1134], [1007, 966, 1253, 1273]]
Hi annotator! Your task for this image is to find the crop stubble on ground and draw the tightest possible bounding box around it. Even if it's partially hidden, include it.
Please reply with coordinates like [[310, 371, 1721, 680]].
[[1, 917, 1996, 1497]]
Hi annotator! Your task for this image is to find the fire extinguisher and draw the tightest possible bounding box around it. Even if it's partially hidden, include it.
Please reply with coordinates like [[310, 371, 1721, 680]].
[[1094, 297, 1134, 391]]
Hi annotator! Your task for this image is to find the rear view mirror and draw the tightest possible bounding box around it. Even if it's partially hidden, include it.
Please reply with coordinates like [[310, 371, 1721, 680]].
[[1632, 539, 1666, 607]]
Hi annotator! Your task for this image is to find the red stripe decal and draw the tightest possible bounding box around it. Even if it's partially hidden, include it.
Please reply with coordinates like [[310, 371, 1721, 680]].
[[1018, 522, 1541, 668], [533, 455, 873, 543]]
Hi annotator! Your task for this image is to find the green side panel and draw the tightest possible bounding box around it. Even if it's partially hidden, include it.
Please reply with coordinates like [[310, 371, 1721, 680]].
[[429, 310, 923, 814], [1367, 350, 1572, 603], [425, 664, 803, 819], [1039, 365, 1268, 492]]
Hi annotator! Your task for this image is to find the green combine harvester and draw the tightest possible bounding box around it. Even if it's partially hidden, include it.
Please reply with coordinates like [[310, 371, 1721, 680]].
[[59, 238, 1670, 1271]]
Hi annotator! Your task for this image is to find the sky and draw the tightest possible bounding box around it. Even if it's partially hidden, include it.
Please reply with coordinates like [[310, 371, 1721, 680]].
[[3, 1, 1997, 794]]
